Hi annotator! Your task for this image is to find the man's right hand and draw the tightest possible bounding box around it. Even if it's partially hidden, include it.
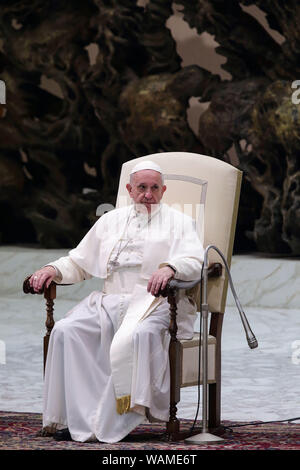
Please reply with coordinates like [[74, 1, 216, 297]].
[[147, 266, 175, 296], [29, 266, 56, 293]]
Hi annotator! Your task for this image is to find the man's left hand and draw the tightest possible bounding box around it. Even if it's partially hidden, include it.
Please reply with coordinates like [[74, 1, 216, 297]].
[[147, 266, 175, 296]]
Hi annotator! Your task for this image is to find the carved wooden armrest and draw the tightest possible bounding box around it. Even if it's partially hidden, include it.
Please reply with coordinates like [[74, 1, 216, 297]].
[[159, 261, 222, 337], [23, 275, 72, 295], [159, 262, 222, 297], [23, 275, 73, 371], [159, 261, 222, 352]]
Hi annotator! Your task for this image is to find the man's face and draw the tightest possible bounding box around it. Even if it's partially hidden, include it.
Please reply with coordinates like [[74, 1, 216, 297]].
[[126, 170, 166, 212]]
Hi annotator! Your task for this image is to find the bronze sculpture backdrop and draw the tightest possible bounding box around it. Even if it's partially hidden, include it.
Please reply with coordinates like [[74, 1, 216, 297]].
[[0, 0, 299, 254]]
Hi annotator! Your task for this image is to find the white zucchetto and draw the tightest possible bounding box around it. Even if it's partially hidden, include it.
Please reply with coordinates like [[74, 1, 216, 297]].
[[130, 160, 163, 175]]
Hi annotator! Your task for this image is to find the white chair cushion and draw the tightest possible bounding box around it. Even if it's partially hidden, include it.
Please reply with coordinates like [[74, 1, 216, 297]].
[[180, 333, 216, 386]]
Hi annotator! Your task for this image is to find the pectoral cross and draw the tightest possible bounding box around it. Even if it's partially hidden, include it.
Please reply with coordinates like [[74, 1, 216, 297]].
[[110, 259, 120, 267]]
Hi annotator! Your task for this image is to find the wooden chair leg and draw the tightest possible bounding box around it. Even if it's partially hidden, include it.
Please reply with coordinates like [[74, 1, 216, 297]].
[[208, 382, 221, 429], [209, 312, 223, 431], [43, 283, 56, 373], [166, 339, 181, 440], [165, 289, 182, 441]]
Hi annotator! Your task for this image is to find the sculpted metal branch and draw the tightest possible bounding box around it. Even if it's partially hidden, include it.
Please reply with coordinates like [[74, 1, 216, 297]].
[[0, 0, 299, 254]]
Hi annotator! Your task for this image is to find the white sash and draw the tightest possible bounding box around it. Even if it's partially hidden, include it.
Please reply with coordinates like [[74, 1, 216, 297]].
[[104, 268, 163, 414]]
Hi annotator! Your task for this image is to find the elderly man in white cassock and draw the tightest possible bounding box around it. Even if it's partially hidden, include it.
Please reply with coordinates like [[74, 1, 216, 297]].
[[29, 160, 204, 443]]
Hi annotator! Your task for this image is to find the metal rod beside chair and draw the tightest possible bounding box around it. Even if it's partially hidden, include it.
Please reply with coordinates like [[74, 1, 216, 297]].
[[185, 245, 258, 444]]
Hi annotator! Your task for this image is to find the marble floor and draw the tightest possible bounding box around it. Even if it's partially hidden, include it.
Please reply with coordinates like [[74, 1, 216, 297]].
[[0, 246, 299, 424]]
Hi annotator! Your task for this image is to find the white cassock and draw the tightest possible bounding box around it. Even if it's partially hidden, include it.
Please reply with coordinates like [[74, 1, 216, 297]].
[[42, 203, 204, 443]]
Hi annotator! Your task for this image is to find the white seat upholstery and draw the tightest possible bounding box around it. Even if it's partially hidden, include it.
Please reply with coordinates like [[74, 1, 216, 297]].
[[181, 334, 217, 386]]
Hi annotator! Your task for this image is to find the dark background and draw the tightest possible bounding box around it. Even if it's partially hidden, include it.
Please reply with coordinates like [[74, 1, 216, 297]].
[[0, 0, 299, 255]]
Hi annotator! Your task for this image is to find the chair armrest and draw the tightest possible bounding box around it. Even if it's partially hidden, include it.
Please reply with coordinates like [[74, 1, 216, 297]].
[[23, 262, 222, 296], [158, 262, 222, 297], [23, 275, 72, 295]]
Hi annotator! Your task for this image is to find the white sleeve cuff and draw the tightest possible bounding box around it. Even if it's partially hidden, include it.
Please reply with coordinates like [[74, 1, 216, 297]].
[[44, 264, 63, 282]]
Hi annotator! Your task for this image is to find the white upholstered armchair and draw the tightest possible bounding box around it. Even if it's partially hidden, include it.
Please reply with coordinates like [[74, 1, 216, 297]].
[[24, 151, 243, 441]]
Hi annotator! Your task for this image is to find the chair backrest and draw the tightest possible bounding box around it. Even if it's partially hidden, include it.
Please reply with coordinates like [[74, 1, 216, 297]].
[[116, 152, 242, 314]]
